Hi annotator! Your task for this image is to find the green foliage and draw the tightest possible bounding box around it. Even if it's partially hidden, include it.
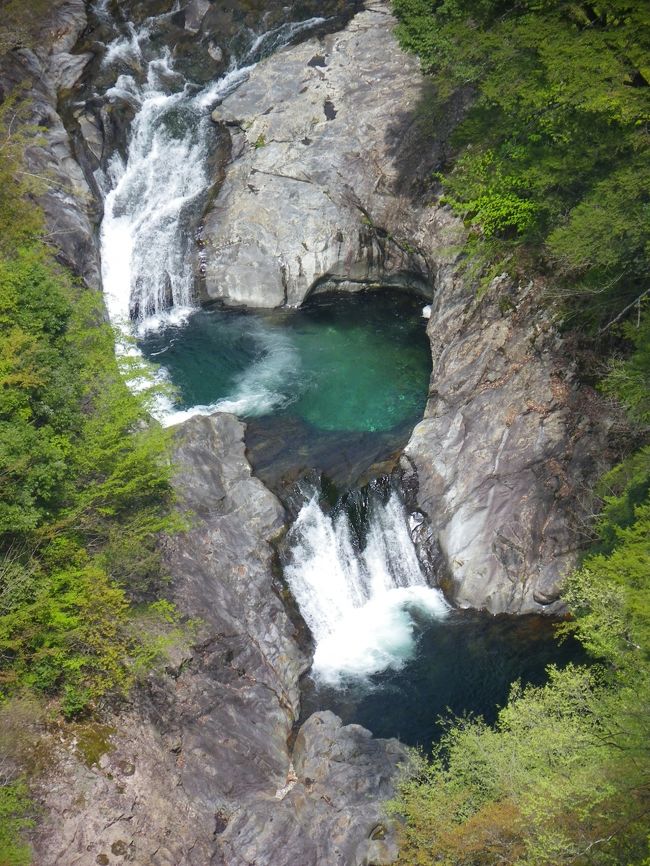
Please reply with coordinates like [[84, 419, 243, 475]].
[[0, 93, 44, 255], [0, 96, 179, 719], [0, 0, 54, 55], [601, 305, 650, 425], [393, 0, 650, 331], [0, 780, 33, 866], [0, 257, 179, 711]]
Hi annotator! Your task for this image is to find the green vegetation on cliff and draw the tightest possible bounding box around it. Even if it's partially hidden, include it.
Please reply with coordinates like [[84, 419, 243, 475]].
[[393, 0, 650, 329], [0, 84, 181, 864], [0, 90, 179, 716], [391, 1, 650, 861]]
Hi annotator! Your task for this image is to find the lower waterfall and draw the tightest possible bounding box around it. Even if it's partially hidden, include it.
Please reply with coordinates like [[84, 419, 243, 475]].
[[283, 487, 449, 684]]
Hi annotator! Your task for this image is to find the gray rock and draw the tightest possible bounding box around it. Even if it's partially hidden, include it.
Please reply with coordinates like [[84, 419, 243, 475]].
[[184, 0, 211, 34], [201, 0, 439, 307], [208, 41, 224, 63], [218, 711, 407, 866], [48, 50, 92, 91], [403, 274, 614, 614], [32, 415, 407, 865], [0, 0, 101, 288]]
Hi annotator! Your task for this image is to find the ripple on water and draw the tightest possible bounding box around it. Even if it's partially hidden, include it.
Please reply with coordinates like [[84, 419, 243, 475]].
[[138, 290, 432, 487]]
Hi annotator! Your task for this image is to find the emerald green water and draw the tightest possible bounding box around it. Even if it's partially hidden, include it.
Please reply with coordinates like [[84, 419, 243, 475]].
[[139, 291, 431, 485]]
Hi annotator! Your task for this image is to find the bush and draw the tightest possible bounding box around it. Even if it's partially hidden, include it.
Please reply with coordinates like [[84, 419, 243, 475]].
[[393, 0, 650, 331]]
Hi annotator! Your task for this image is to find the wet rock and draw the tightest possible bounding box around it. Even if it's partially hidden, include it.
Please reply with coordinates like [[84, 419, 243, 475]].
[[184, 0, 211, 34], [74, 107, 104, 163], [48, 50, 93, 91]]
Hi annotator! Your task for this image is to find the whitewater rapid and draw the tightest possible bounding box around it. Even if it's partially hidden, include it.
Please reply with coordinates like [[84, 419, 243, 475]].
[[284, 490, 449, 683], [96, 8, 325, 423]]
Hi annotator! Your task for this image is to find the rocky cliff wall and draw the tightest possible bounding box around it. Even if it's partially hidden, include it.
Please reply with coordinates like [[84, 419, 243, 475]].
[[197, 0, 615, 613], [201, 0, 449, 307], [402, 274, 614, 614], [0, 0, 100, 287], [33, 415, 406, 866]]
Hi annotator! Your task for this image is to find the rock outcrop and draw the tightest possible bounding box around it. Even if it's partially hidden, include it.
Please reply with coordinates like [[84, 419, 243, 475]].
[[403, 275, 614, 614], [32, 414, 406, 866], [201, 0, 442, 307], [0, 0, 101, 287]]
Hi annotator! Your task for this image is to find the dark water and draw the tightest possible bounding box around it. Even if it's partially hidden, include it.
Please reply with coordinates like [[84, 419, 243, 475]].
[[139, 291, 432, 487], [301, 610, 585, 748]]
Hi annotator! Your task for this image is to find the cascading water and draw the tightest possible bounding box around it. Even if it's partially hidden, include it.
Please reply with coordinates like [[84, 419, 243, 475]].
[[97, 10, 326, 333], [283, 487, 449, 684], [102, 52, 210, 326]]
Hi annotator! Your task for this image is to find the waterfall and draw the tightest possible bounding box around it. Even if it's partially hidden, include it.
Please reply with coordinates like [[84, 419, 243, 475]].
[[98, 12, 325, 333], [284, 489, 449, 684], [100, 35, 213, 330]]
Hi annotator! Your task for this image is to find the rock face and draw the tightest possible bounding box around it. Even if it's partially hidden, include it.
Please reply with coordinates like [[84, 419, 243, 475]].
[[0, 0, 101, 288], [403, 274, 614, 614], [201, 0, 442, 307], [198, 0, 617, 613], [32, 415, 406, 866]]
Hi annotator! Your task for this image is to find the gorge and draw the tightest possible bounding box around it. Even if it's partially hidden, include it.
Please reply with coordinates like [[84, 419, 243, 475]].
[[0, 0, 637, 864]]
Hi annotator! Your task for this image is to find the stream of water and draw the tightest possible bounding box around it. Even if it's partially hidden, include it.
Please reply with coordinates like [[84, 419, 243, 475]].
[[283, 488, 449, 683], [92, 0, 580, 749]]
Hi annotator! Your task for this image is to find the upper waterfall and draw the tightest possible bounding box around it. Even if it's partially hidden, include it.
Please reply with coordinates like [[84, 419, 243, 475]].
[[97, 11, 325, 333]]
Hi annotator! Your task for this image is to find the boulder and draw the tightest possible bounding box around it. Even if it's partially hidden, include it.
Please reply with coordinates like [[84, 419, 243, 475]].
[[201, 0, 440, 307]]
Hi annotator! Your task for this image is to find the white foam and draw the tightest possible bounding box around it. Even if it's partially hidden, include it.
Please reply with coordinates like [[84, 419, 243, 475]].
[[195, 64, 255, 108], [313, 586, 447, 682], [284, 492, 449, 685], [97, 11, 334, 420], [243, 16, 326, 63], [160, 323, 301, 426], [102, 22, 151, 69]]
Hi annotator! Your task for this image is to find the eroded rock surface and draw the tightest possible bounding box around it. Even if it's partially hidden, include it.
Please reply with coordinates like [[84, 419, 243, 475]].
[[0, 0, 100, 287], [32, 415, 406, 866], [403, 274, 615, 614], [201, 0, 445, 307]]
